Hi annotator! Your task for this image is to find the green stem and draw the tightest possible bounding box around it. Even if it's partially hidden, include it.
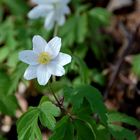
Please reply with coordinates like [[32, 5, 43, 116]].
[[48, 83, 75, 119], [53, 23, 59, 37], [52, 23, 59, 82], [48, 83, 60, 105]]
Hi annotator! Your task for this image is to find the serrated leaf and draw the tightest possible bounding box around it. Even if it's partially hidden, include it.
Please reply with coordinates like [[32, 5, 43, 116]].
[[63, 122, 74, 140], [60, 16, 76, 46], [34, 123, 42, 140], [109, 124, 137, 140], [39, 101, 60, 130], [74, 119, 95, 140], [96, 124, 111, 140], [39, 96, 49, 105], [77, 115, 97, 139], [0, 71, 18, 115], [92, 69, 106, 86], [2, 0, 29, 16], [89, 8, 111, 26], [65, 85, 107, 124], [6, 51, 18, 68], [0, 47, 10, 63], [73, 56, 90, 84], [49, 116, 74, 140], [50, 117, 74, 140], [76, 13, 88, 43], [17, 107, 42, 140], [107, 112, 140, 129], [0, 94, 18, 116], [8, 63, 26, 95], [77, 115, 111, 140], [60, 12, 88, 47], [0, 71, 11, 95]]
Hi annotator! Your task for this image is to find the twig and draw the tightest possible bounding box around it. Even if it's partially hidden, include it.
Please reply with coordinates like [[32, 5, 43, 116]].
[[104, 22, 134, 100]]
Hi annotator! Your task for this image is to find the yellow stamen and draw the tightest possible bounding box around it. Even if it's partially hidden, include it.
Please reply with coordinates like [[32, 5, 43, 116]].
[[38, 52, 51, 64]]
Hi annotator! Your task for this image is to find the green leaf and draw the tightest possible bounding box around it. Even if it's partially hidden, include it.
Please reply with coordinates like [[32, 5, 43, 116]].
[[0, 71, 18, 115], [92, 69, 106, 86], [60, 16, 76, 46], [0, 71, 11, 95], [109, 124, 137, 140], [39, 96, 49, 105], [49, 116, 74, 140], [60, 12, 88, 46], [96, 125, 111, 140], [77, 114, 111, 140], [0, 94, 18, 116], [74, 119, 95, 140], [89, 8, 111, 26], [76, 13, 88, 43], [50, 116, 96, 140], [0, 47, 10, 63], [73, 56, 90, 84], [107, 112, 140, 129], [131, 54, 140, 77], [63, 122, 74, 140], [74, 101, 92, 116], [33, 123, 42, 140], [0, 135, 7, 140], [6, 51, 18, 68], [39, 101, 60, 130], [2, 0, 29, 16], [8, 63, 26, 95], [65, 85, 107, 124], [0, 17, 17, 48], [77, 115, 97, 138], [17, 107, 42, 140]]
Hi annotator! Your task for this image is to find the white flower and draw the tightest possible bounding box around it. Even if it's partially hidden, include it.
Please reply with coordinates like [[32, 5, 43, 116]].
[[19, 35, 72, 85], [28, 0, 71, 30]]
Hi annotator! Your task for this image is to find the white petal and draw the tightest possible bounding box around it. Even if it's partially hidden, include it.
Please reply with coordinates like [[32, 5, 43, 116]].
[[63, 0, 70, 4], [48, 62, 65, 76], [32, 35, 47, 54], [24, 65, 38, 80], [47, 36, 61, 58], [28, 5, 53, 19], [57, 15, 65, 26], [44, 12, 55, 30], [32, 0, 59, 4], [53, 52, 71, 66], [37, 65, 51, 85], [19, 50, 38, 65], [63, 6, 70, 14]]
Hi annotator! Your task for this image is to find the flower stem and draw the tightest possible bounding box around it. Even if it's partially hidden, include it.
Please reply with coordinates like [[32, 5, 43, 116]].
[[48, 83, 75, 120], [53, 23, 59, 37], [52, 23, 58, 81], [47, 22, 75, 119], [48, 83, 61, 105], [52, 76, 56, 82]]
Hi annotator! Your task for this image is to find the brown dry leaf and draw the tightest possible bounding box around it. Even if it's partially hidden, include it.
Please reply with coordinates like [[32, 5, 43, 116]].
[[125, 11, 140, 33], [1, 116, 12, 133], [136, 0, 140, 10], [105, 99, 119, 110], [107, 0, 133, 11], [15, 82, 28, 118], [136, 107, 140, 120]]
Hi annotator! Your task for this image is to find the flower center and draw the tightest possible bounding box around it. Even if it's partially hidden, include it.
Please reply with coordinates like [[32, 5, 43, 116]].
[[38, 52, 51, 64]]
